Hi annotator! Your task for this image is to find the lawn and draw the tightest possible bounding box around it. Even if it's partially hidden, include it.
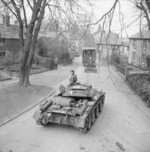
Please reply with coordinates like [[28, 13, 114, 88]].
[[0, 83, 52, 125]]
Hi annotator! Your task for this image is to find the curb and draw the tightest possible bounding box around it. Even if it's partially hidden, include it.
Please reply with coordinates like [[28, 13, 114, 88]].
[[118, 71, 125, 80], [112, 65, 125, 80], [0, 77, 12, 82], [0, 90, 56, 128]]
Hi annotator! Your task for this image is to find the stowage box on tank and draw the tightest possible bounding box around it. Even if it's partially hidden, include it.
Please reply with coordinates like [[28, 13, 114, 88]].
[[33, 83, 105, 132]]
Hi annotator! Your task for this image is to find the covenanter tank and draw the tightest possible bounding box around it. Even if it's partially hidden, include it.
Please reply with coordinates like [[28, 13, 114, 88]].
[[33, 83, 105, 132]]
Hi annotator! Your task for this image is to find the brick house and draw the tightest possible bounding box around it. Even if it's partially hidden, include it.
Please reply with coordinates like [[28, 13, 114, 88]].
[[0, 14, 21, 63], [69, 31, 81, 51], [128, 30, 150, 67], [93, 29, 129, 58], [79, 28, 96, 52]]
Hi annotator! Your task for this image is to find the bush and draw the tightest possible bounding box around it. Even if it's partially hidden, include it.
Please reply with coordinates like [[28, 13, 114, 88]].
[[36, 37, 72, 65], [0, 51, 21, 67], [58, 52, 72, 64], [111, 52, 128, 75], [111, 52, 120, 64], [127, 73, 150, 107], [34, 55, 55, 69]]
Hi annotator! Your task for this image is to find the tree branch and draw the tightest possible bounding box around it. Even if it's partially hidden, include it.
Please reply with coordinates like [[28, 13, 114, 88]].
[[11, 0, 23, 25], [27, 0, 47, 65], [136, 1, 150, 30], [21, 0, 28, 28], [91, 0, 119, 25], [0, 0, 18, 20], [146, 0, 150, 13], [27, 0, 33, 11]]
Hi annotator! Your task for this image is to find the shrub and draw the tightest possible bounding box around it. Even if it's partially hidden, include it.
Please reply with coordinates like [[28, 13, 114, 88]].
[[111, 52, 120, 64], [34, 55, 55, 69], [58, 52, 72, 64], [127, 73, 150, 107], [36, 37, 72, 64]]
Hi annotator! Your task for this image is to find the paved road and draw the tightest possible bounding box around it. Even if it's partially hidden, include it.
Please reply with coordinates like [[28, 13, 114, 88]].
[[0, 58, 150, 152]]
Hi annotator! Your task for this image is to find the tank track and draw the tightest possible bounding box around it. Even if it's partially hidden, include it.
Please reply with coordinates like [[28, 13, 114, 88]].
[[80, 96, 105, 133]]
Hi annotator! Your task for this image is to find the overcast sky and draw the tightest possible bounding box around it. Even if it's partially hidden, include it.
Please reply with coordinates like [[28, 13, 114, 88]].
[[0, 0, 145, 38], [84, 0, 145, 37]]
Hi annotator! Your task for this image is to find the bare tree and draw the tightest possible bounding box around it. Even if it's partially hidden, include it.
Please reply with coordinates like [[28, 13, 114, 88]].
[[129, 0, 150, 30], [0, 0, 84, 87]]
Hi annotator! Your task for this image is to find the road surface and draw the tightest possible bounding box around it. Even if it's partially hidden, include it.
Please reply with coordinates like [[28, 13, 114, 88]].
[[0, 58, 150, 152]]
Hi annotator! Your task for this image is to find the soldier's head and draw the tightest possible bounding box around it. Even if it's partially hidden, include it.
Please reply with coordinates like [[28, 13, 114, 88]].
[[70, 70, 75, 74]]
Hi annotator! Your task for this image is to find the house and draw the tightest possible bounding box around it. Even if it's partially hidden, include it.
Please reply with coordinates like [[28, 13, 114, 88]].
[[128, 30, 150, 67], [79, 28, 96, 52], [0, 14, 21, 62], [69, 30, 82, 51], [52, 32, 71, 50], [93, 28, 129, 58], [39, 22, 96, 54]]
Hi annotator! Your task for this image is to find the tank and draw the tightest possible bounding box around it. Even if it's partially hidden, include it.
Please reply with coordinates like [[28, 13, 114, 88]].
[[33, 83, 105, 132]]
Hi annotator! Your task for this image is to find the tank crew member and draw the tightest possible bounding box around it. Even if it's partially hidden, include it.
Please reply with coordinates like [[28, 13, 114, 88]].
[[69, 70, 77, 86]]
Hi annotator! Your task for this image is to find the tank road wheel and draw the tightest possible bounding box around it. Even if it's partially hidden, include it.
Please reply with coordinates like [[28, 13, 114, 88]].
[[80, 119, 88, 133], [36, 120, 42, 125], [95, 106, 100, 118], [91, 111, 96, 125], [99, 97, 104, 112], [41, 115, 48, 126], [146, 100, 150, 108], [80, 116, 92, 133], [87, 116, 92, 130]]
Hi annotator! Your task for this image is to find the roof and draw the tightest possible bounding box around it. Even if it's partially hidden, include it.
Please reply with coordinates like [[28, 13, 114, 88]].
[[93, 32, 105, 44], [69, 30, 82, 40], [81, 29, 94, 39], [81, 29, 96, 47], [53, 32, 68, 41], [130, 30, 150, 39], [38, 30, 58, 38], [93, 29, 129, 46], [0, 24, 20, 39], [38, 29, 71, 40]]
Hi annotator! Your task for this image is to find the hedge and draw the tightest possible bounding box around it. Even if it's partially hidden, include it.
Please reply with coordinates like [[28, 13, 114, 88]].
[[34, 55, 55, 69], [127, 73, 150, 107]]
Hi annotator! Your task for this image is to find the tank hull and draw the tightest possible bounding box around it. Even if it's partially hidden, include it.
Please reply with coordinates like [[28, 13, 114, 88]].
[[33, 93, 105, 132]]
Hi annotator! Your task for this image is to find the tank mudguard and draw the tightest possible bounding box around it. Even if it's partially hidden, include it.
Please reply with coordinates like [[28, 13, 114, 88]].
[[75, 106, 91, 128], [33, 109, 42, 122]]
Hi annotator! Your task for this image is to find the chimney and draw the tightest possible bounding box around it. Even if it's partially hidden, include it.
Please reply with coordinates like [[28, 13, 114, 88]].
[[3, 13, 10, 27]]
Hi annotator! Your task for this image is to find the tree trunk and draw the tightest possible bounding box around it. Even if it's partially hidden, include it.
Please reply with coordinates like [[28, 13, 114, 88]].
[[18, 49, 32, 87], [18, 33, 33, 87], [18, 64, 31, 87], [18, 0, 46, 87]]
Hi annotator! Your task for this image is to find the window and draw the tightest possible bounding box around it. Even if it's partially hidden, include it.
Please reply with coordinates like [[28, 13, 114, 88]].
[[0, 42, 4, 46], [0, 39, 6, 46], [133, 40, 136, 49], [143, 40, 147, 50], [0, 51, 6, 58]]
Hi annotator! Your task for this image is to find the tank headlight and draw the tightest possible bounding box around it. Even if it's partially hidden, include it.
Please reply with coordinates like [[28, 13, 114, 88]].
[[93, 96, 98, 100], [69, 90, 73, 95], [47, 113, 51, 118]]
